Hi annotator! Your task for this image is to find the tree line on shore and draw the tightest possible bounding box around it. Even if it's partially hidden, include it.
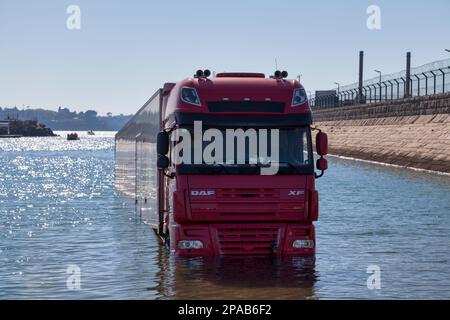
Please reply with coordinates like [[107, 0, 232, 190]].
[[0, 106, 132, 131]]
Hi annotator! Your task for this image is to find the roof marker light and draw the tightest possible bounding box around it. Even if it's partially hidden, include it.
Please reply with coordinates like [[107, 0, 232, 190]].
[[194, 69, 211, 78], [272, 70, 288, 79], [195, 70, 204, 78]]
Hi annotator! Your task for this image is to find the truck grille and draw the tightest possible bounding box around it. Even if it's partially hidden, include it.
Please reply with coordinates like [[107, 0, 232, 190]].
[[207, 101, 285, 113], [216, 227, 281, 255], [217, 188, 278, 199]]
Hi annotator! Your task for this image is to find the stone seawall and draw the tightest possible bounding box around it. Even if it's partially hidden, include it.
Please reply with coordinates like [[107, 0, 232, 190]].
[[313, 93, 450, 173]]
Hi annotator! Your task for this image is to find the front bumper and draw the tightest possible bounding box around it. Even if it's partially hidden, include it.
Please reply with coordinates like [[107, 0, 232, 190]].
[[171, 223, 315, 257]]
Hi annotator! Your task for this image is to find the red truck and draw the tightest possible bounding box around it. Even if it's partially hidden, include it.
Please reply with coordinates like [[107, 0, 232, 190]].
[[115, 70, 328, 257]]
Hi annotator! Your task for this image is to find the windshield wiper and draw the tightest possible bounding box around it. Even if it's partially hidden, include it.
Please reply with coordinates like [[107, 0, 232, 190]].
[[206, 163, 232, 174], [279, 162, 300, 172], [236, 164, 260, 174]]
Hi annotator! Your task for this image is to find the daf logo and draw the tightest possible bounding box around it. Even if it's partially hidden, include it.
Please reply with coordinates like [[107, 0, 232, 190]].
[[191, 190, 215, 196], [288, 190, 304, 196]]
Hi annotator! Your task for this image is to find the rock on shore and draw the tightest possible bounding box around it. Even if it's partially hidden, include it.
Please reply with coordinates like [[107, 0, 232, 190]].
[[0, 119, 57, 137]]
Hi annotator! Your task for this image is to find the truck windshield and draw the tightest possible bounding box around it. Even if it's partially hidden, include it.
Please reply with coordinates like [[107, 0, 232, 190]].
[[173, 126, 314, 175]]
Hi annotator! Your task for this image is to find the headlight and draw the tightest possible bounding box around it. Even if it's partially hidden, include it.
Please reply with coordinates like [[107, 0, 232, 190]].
[[181, 87, 201, 106], [291, 88, 308, 107], [292, 239, 314, 249], [178, 240, 204, 249]]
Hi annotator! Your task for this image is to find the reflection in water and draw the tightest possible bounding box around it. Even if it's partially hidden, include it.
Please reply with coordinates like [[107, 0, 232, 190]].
[[156, 254, 317, 300]]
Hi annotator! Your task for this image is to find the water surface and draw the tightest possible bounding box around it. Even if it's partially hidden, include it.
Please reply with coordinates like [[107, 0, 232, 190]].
[[1, 132, 449, 299]]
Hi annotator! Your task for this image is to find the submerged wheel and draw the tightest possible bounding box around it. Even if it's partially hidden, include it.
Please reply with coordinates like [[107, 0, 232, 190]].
[[163, 232, 170, 247]]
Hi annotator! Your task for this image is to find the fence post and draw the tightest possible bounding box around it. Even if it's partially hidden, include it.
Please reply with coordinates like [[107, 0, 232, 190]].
[[376, 83, 381, 102], [422, 73, 428, 96], [430, 71, 437, 94], [387, 80, 393, 100], [359, 51, 364, 103], [400, 77, 405, 98], [394, 79, 400, 99], [439, 69, 445, 93], [371, 85, 377, 103], [414, 74, 420, 96], [405, 52, 411, 97]]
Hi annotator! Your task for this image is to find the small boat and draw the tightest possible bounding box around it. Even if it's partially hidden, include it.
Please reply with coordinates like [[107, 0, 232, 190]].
[[87, 130, 95, 136], [67, 133, 80, 140]]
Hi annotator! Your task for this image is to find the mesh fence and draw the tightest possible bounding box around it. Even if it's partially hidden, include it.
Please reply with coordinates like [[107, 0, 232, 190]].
[[311, 58, 450, 108]]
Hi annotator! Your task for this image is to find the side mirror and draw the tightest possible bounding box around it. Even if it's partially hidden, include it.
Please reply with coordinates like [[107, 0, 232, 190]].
[[157, 155, 170, 169], [157, 131, 169, 155], [316, 157, 328, 171], [316, 131, 328, 156]]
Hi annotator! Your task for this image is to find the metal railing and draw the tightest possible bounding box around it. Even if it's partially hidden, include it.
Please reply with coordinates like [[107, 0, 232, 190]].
[[310, 59, 450, 108]]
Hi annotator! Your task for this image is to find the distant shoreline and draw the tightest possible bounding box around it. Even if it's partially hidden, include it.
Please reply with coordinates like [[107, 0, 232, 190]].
[[0, 107, 132, 132]]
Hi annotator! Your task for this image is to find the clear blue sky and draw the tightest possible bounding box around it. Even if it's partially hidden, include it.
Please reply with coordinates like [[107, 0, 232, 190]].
[[1, 0, 449, 115]]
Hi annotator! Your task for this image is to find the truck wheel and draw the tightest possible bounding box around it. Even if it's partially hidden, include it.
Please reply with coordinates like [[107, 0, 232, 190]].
[[163, 233, 170, 247]]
